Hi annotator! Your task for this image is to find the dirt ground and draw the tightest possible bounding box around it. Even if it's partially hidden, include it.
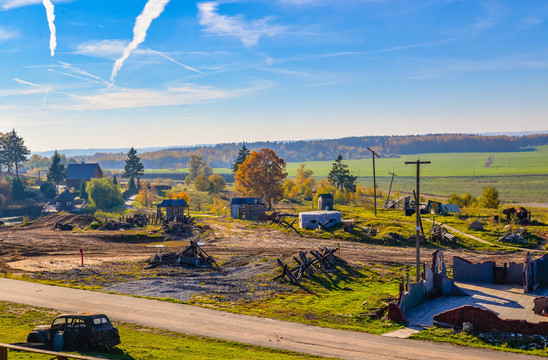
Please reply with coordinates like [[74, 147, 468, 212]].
[[0, 214, 534, 302]]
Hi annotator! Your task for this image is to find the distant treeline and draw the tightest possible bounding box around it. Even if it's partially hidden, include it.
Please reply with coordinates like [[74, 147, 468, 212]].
[[27, 133, 548, 170]]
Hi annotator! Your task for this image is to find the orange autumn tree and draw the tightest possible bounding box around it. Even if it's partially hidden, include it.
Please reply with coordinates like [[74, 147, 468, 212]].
[[234, 148, 287, 209]]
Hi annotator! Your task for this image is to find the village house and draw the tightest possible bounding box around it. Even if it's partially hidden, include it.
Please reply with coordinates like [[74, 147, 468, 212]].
[[66, 163, 103, 189]]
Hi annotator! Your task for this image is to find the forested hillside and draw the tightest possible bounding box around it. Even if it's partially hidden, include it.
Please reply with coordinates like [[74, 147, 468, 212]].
[[27, 133, 548, 170]]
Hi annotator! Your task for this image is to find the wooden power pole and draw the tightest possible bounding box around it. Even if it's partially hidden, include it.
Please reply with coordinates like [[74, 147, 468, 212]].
[[367, 147, 380, 216], [405, 160, 430, 282], [384, 171, 397, 207]]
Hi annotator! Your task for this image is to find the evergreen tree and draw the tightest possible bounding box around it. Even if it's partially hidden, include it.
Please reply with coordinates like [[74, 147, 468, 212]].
[[3, 129, 30, 178], [12, 178, 25, 200], [327, 154, 357, 192], [47, 150, 68, 194], [80, 180, 88, 200], [112, 175, 118, 185], [232, 144, 250, 173], [122, 147, 144, 184]]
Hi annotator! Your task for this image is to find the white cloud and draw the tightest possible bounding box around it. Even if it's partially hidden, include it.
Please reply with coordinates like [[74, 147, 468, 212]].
[[0, 25, 19, 40], [56, 83, 260, 111], [197, 2, 285, 47], [42, 0, 56, 56], [50, 81, 272, 110], [110, 0, 171, 83], [74, 39, 128, 59]]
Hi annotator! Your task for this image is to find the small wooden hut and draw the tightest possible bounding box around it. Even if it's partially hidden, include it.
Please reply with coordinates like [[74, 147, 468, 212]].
[[156, 199, 190, 220]]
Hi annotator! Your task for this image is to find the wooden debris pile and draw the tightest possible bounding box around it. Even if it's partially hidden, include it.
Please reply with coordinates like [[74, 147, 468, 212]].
[[274, 247, 343, 284], [256, 212, 301, 235], [162, 214, 198, 235], [145, 240, 217, 269], [427, 224, 455, 243], [53, 222, 74, 231]]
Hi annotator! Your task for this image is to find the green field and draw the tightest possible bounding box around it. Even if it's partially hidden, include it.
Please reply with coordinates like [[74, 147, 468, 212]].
[[285, 145, 548, 177]]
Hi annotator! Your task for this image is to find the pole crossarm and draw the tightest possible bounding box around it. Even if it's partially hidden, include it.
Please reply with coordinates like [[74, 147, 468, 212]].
[[367, 147, 381, 216], [405, 160, 431, 282]]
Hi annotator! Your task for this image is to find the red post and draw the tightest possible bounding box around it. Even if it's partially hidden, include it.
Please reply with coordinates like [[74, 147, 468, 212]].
[[80, 248, 84, 266]]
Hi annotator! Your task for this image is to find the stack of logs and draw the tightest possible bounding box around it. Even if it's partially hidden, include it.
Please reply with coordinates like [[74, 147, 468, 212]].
[[274, 247, 343, 284], [145, 240, 217, 269]]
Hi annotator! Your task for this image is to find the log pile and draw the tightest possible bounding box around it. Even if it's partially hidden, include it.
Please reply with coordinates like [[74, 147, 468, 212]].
[[145, 240, 217, 269], [274, 247, 343, 284]]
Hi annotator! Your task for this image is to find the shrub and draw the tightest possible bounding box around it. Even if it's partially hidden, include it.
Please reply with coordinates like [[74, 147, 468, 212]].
[[194, 174, 211, 191], [86, 178, 124, 210], [40, 182, 57, 199], [481, 186, 500, 209], [12, 178, 25, 200]]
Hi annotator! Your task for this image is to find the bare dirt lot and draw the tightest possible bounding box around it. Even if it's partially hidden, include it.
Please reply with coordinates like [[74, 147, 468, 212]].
[[0, 214, 533, 302]]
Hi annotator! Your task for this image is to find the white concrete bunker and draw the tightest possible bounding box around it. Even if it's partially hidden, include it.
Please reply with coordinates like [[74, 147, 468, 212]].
[[299, 211, 342, 230]]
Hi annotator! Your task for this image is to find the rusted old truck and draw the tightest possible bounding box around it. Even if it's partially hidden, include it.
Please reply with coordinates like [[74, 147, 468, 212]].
[[26, 313, 120, 351]]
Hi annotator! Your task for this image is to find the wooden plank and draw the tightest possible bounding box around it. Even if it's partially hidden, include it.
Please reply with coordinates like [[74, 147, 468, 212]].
[[0, 343, 104, 360]]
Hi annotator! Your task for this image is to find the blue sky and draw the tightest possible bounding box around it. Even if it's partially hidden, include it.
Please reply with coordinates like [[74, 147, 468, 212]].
[[0, 0, 547, 151]]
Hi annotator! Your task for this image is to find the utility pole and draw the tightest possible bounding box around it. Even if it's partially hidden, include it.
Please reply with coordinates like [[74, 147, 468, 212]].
[[384, 171, 397, 207], [367, 147, 380, 216], [405, 160, 431, 282]]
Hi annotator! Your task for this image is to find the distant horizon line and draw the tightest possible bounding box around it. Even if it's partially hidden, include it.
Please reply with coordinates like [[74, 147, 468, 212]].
[[32, 130, 548, 156]]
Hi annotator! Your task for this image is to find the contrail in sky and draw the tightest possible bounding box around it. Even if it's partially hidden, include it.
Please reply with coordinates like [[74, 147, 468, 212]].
[[42, 0, 56, 56], [145, 47, 203, 74], [40, 85, 50, 114], [110, 0, 171, 83]]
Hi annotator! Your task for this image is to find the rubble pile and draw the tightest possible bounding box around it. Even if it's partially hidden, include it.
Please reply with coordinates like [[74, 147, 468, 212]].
[[145, 240, 217, 269], [497, 230, 527, 244]]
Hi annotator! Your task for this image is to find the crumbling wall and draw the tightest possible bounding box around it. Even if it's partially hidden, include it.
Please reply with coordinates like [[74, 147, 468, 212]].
[[434, 305, 548, 335], [453, 256, 494, 283], [536, 256, 548, 285], [534, 297, 548, 315], [507, 262, 524, 284], [398, 281, 427, 315]]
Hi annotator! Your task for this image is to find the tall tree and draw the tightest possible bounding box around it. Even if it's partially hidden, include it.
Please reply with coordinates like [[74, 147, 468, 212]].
[[123, 147, 144, 190], [188, 154, 211, 180], [327, 154, 357, 192], [3, 129, 30, 178], [234, 148, 287, 208], [232, 144, 250, 173], [47, 150, 68, 194]]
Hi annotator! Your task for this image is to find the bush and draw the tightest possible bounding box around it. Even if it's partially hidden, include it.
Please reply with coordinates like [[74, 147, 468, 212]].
[[12, 178, 25, 200], [0, 194, 6, 207], [194, 174, 211, 192], [40, 182, 57, 199], [86, 178, 124, 210], [481, 186, 499, 209]]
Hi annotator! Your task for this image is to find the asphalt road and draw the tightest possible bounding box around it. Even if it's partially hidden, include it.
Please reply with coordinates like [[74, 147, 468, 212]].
[[0, 278, 542, 360]]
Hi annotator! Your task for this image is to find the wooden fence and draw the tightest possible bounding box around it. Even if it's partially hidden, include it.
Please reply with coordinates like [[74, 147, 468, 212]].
[[0, 343, 104, 360]]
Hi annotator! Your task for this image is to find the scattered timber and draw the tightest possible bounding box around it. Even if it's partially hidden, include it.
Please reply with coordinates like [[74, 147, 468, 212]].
[[145, 240, 217, 269]]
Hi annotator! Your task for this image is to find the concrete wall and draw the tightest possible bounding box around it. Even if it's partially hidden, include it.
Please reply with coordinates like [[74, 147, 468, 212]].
[[399, 282, 427, 315], [299, 211, 341, 230], [453, 257, 494, 283], [536, 256, 548, 285], [507, 262, 524, 284]]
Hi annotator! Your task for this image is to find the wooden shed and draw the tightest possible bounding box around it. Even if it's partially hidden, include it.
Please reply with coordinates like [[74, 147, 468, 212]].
[[156, 199, 190, 220], [230, 197, 265, 219], [317, 193, 334, 211]]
